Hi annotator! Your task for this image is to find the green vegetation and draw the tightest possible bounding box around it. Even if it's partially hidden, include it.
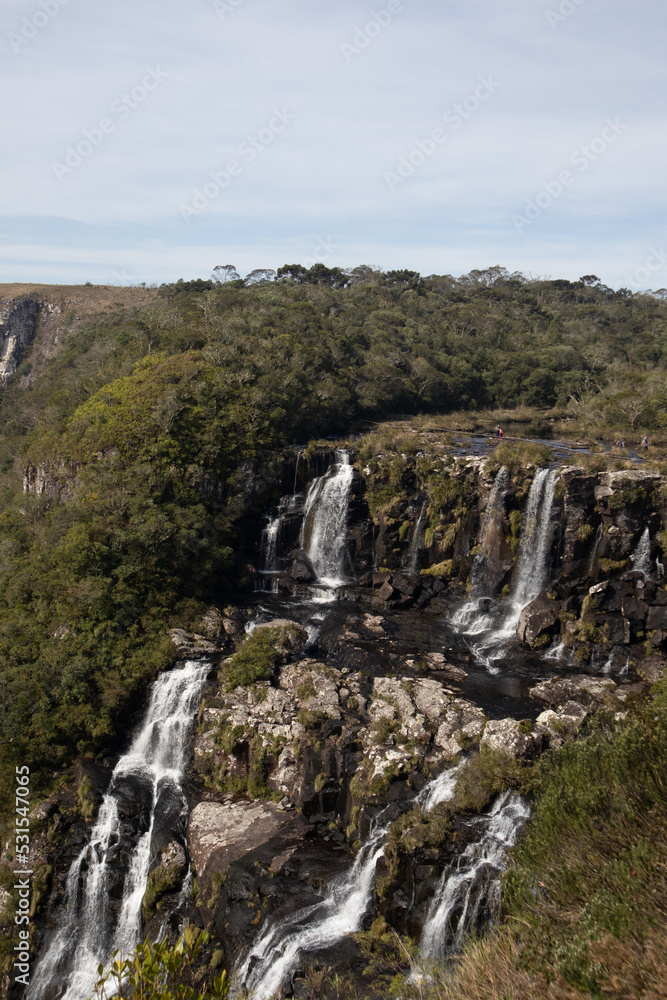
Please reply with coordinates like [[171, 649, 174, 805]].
[[223, 628, 284, 689], [142, 864, 183, 920], [372, 680, 667, 1000], [0, 268, 665, 928], [92, 927, 228, 1000]]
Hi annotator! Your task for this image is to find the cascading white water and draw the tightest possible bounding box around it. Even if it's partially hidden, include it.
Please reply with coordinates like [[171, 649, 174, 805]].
[[235, 765, 460, 1000], [630, 527, 652, 581], [301, 451, 354, 588], [407, 501, 428, 575], [508, 467, 559, 618], [419, 791, 530, 962], [261, 517, 281, 572], [29, 662, 208, 1000], [258, 495, 305, 592], [416, 762, 461, 811], [293, 449, 304, 494], [458, 468, 559, 670], [544, 639, 572, 664]]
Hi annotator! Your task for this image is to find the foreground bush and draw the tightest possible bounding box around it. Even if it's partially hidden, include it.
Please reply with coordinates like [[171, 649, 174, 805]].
[[92, 928, 228, 1000]]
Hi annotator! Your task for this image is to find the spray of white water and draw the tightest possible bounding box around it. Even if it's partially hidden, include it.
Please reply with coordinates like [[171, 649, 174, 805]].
[[301, 451, 354, 588], [630, 527, 652, 581], [457, 468, 559, 670], [235, 765, 460, 1000], [419, 791, 530, 962], [28, 662, 208, 1000]]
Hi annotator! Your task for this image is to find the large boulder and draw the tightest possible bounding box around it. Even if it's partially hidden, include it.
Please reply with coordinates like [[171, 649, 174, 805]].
[[367, 676, 429, 744], [480, 719, 543, 760], [169, 629, 218, 658], [279, 661, 342, 721], [559, 468, 599, 574], [534, 703, 588, 749], [434, 699, 487, 756], [188, 799, 308, 877], [647, 606, 667, 630], [412, 678, 452, 722], [529, 675, 617, 711], [638, 654, 666, 683], [516, 593, 560, 644], [253, 619, 309, 656]]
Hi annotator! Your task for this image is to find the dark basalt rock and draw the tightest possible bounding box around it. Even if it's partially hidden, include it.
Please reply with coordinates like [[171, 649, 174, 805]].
[[516, 593, 560, 645]]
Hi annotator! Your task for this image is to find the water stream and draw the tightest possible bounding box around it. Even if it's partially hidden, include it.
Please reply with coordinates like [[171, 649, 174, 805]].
[[301, 450, 354, 588], [630, 527, 652, 582], [455, 468, 559, 670], [29, 662, 208, 1000], [419, 791, 530, 962], [235, 766, 460, 1000]]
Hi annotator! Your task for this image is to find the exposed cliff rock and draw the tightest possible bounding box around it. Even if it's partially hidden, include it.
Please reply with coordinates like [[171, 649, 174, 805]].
[[0, 297, 41, 384]]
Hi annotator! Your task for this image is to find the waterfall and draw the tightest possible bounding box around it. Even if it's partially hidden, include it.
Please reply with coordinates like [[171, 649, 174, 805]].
[[630, 527, 652, 581], [261, 517, 281, 572], [301, 451, 354, 588], [588, 525, 603, 575], [507, 467, 559, 617], [29, 662, 208, 1000], [258, 494, 305, 592], [455, 468, 559, 670], [235, 765, 460, 1000], [407, 501, 428, 575], [419, 791, 530, 962]]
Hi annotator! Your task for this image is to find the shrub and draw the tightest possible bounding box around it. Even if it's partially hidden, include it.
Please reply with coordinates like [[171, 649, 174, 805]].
[[224, 630, 282, 689], [92, 927, 228, 1000]]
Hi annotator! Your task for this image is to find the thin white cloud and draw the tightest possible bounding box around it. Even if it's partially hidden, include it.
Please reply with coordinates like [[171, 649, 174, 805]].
[[1, 0, 665, 286]]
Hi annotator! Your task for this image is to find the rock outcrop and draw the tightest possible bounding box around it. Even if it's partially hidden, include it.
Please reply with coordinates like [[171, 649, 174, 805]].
[[188, 799, 308, 877], [516, 592, 560, 644], [0, 296, 41, 384]]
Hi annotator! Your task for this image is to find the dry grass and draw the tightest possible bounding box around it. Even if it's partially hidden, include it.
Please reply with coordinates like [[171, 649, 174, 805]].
[[0, 283, 158, 314], [416, 925, 667, 1000]]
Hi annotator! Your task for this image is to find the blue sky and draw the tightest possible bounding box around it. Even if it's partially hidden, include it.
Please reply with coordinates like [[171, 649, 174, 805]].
[[1, 0, 665, 288]]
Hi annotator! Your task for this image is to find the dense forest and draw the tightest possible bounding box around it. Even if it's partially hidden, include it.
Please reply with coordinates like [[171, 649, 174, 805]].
[[0, 265, 666, 818]]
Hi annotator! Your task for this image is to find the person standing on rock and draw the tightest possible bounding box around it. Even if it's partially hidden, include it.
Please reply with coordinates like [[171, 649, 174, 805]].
[[498, 426, 504, 440], [642, 435, 649, 451]]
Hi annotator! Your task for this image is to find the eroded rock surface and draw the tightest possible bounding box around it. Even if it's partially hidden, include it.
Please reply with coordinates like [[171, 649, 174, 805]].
[[188, 799, 308, 876]]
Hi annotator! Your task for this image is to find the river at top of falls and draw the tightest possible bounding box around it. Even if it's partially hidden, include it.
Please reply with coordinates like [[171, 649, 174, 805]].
[[28, 661, 208, 1000], [300, 450, 354, 590], [234, 765, 461, 1000], [453, 467, 559, 672], [419, 791, 530, 963]]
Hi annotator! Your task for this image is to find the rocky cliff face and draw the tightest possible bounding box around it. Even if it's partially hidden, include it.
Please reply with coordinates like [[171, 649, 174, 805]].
[[0, 297, 42, 385]]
